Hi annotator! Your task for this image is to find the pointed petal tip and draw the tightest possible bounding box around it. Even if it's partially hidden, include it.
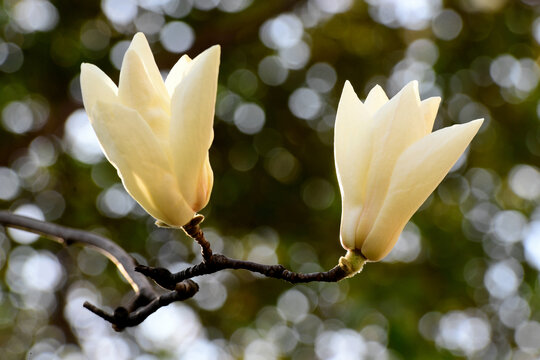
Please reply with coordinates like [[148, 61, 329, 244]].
[[80, 63, 97, 79], [421, 96, 441, 113], [201, 44, 221, 59], [80, 62, 101, 75], [120, 48, 153, 78], [370, 84, 384, 92], [396, 80, 421, 103], [364, 84, 389, 112], [400, 80, 419, 94], [193, 45, 221, 70], [179, 54, 192, 62], [129, 33, 150, 54], [470, 118, 484, 132], [119, 48, 138, 72], [80, 64, 118, 112], [341, 80, 356, 95], [190, 45, 221, 77], [132, 32, 148, 44], [471, 118, 484, 126], [208, 44, 221, 53], [407, 80, 419, 89], [459, 118, 484, 133], [408, 80, 419, 92], [342, 80, 352, 91], [366, 83, 388, 99], [338, 80, 363, 106]]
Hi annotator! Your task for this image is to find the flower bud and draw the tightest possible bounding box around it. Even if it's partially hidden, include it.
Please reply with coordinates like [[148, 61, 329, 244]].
[[335, 81, 483, 264], [80, 33, 220, 227]]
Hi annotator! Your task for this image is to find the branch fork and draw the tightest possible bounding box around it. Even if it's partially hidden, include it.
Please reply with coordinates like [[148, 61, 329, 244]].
[[0, 211, 353, 331]]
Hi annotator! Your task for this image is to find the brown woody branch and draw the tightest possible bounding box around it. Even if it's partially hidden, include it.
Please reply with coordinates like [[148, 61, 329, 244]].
[[0, 211, 200, 331], [136, 215, 348, 290], [0, 211, 349, 331], [83, 280, 199, 331]]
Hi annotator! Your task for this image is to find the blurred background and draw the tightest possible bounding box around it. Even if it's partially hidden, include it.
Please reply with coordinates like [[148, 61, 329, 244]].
[[0, 0, 540, 358]]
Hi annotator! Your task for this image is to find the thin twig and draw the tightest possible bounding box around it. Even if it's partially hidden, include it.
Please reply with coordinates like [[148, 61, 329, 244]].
[[83, 280, 199, 331], [136, 254, 347, 289], [136, 215, 348, 289], [183, 214, 212, 262]]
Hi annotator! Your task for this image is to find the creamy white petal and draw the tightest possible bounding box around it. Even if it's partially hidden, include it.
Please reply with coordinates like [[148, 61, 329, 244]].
[[361, 119, 483, 261], [118, 49, 170, 140], [334, 81, 373, 205], [80, 63, 118, 112], [170, 45, 220, 209], [165, 54, 192, 96], [354, 81, 425, 242], [364, 84, 389, 115], [421, 97, 441, 135], [128, 32, 169, 103], [91, 102, 193, 226], [340, 202, 363, 251], [193, 155, 214, 211]]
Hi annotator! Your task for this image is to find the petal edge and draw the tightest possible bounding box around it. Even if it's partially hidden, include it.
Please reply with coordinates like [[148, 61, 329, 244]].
[[361, 119, 483, 261]]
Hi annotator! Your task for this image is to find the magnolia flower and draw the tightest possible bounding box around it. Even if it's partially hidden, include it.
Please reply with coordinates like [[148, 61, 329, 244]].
[[80, 33, 219, 227], [335, 81, 483, 274]]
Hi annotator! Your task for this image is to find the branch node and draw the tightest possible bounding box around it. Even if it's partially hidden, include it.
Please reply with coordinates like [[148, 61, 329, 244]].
[[175, 279, 199, 294], [183, 215, 213, 262], [268, 264, 286, 277], [135, 264, 178, 290]]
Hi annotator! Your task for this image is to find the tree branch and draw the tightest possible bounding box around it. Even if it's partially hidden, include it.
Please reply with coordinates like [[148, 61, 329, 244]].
[[83, 280, 199, 331], [0, 211, 201, 331], [0, 210, 156, 300], [136, 215, 348, 290], [0, 211, 350, 331]]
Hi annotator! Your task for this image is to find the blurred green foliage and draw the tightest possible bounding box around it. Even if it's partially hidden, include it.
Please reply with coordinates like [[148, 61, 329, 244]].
[[1, 0, 540, 359]]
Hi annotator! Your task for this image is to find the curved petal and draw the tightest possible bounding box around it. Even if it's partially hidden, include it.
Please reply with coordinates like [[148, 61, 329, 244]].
[[80, 63, 118, 112], [354, 81, 426, 243], [421, 97, 441, 134], [119, 49, 170, 140], [90, 101, 193, 226], [361, 119, 483, 261], [192, 154, 214, 211], [334, 81, 373, 205], [364, 84, 389, 115], [165, 54, 192, 96], [170, 45, 220, 209], [128, 33, 169, 103], [340, 202, 363, 252]]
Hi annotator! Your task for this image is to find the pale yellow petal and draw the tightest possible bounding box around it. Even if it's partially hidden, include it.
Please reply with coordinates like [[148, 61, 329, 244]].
[[340, 202, 363, 252], [80, 63, 118, 112], [364, 84, 389, 115], [192, 154, 214, 211], [361, 119, 483, 261], [421, 97, 441, 134], [165, 54, 192, 96], [354, 81, 425, 243], [90, 102, 193, 226], [118, 49, 170, 140], [170, 45, 220, 210], [334, 81, 373, 205], [128, 32, 169, 103]]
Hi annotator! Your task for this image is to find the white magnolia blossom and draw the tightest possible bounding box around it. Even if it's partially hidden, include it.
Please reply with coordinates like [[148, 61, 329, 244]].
[[80, 33, 220, 227], [335, 81, 482, 269]]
